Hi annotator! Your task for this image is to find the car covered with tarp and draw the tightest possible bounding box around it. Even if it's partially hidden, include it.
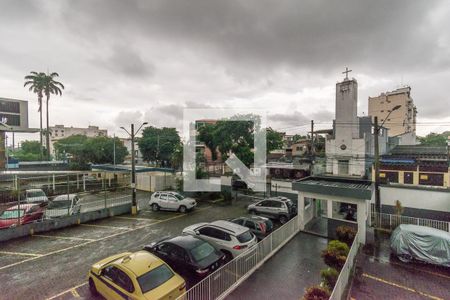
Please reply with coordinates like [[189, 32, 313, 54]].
[[390, 224, 450, 267]]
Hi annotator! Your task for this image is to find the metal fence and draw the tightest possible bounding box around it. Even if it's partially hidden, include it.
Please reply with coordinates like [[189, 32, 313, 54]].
[[0, 172, 135, 229], [177, 215, 300, 300], [371, 212, 450, 232], [329, 233, 359, 300]]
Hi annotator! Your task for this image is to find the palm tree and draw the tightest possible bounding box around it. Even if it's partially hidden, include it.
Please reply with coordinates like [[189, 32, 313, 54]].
[[24, 71, 46, 160], [42, 72, 64, 160]]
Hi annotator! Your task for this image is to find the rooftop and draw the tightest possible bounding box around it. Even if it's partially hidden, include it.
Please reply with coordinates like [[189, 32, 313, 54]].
[[390, 145, 447, 156], [293, 175, 373, 200]]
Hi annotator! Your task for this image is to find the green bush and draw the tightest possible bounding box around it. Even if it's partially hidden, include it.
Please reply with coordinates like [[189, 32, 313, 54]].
[[321, 240, 349, 271], [320, 267, 339, 290], [336, 225, 357, 246], [302, 285, 330, 300]]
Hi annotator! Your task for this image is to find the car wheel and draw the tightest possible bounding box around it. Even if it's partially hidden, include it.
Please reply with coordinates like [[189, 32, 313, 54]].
[[279, 215, 288, 224], [398, 253, 412, 263], [152, 203, 160, 212], [222, 250, 233, 262], [249, 210, 257, 215], [179, 205, 187, 213], [89, 278, 98, 296]]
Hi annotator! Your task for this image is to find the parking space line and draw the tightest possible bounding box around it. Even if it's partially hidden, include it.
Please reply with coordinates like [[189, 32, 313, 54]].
[[0, 207, 211, 272], [362, 273, 444, 300], [33, 234, 95, 242], [79, 223, 130, 230], [70, 289, 80, 298], [46, 282, 87, 300], [114, 216, 158, 221], [0, 250, 43, 257]]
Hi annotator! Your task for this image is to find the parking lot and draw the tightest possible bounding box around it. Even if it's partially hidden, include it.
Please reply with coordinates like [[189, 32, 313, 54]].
[[0, 197, 255, 300], [350, 231, 450, 300]]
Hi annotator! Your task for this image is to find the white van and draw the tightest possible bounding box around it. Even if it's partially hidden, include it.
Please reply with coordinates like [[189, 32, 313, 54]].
[[25, 189, 49, 204]]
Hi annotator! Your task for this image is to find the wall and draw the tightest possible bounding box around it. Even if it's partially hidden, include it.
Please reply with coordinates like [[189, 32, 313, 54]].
[[0, 203, 131, 242], [136, 172, 175, 192], [375, 185, 450, 220]]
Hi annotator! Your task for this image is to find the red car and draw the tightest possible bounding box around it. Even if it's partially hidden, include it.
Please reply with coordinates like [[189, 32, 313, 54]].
[[0, 204, 46, 229]]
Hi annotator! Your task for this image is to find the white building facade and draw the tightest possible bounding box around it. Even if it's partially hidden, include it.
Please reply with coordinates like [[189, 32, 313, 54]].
[[326, 76, 388, 178]]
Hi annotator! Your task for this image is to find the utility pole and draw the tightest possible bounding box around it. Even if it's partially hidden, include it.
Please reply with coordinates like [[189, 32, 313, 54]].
[[309, 120, 314, 176], [131, 124, 136, 214], [113, 134, 116, 171], [121, 122, 147, 215], [374, 116, 381, 225]]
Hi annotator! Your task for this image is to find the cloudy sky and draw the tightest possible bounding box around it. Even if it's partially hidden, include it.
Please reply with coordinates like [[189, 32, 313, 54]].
[[1, 0, 449, 143]]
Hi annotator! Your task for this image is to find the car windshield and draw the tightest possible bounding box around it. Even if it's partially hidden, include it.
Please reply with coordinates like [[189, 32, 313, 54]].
[[237, 231, 253, 243], [137, 264, 174, 293], [0, 209, 24, 219], [28, 191, 45, 198], [174, 193, 185, 200], [190, 242, 215, 262], [48, 200, 71, 209]]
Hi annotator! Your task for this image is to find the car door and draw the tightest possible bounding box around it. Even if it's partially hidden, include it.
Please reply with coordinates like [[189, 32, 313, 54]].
[[167, 245, 187, 272], [166, 195, 180, 211], [158, 193, 169, 209], [155, 242, 175, 264], [255, 200, 271, 216], [100, 265, 135, 299], [199, 227, 230, 249]]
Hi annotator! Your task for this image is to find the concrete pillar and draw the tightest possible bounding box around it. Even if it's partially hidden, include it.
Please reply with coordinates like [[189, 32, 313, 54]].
[[357, 202, 366, 244], [298, 192, 305, 230], [327, 199, 333, 218]]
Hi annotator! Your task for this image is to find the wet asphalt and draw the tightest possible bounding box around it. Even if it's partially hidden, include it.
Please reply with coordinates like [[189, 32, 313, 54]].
[[0, 197, 254, 300], [350, 231, 450, 300]]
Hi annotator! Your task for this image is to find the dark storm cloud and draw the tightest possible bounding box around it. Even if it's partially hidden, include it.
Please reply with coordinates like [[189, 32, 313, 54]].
[[61, 0, 448, 74]]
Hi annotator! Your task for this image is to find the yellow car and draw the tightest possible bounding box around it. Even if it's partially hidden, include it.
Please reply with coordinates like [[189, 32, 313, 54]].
[[88, 251, 186, 300]]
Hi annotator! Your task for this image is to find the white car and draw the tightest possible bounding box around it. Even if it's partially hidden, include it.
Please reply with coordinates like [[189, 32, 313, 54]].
[[149, 191, 197, 213], [24, 189, 49, 204], [45, 194, 81, 218], [182, 220, 258, 259]]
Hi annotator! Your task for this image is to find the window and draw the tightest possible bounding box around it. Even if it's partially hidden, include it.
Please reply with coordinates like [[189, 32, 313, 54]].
[[137, 265, 174, 293], [404, 172, 413, 184], [157, 243, 173, 255], [47, 200, 71, 209], [236, 231, 253, 243], [419, 173, 444, 186], [160, 194, 168, 200], [233, 218, 244, 225], [115, 268, 134, 293], [0, 209, 24, 219], [190, 242, 215, 262], [257, 200, 270, 207], [245, 220, 256, 230], [199, 227, 230, 241]]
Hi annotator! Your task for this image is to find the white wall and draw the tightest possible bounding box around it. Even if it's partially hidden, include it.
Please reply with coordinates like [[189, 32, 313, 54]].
[[375, 186, 450, 213]]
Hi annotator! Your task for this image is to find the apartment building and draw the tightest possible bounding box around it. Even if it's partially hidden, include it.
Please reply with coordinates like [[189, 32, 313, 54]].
[[368, 86, 417, 137]]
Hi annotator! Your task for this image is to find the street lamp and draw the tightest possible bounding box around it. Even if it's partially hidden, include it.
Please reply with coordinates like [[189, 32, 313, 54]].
[[121, 122, 148, 215], [374, 104, 401, 224]]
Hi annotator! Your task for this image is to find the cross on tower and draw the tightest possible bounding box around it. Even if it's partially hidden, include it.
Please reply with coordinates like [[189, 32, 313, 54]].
[[342, 67, 352, 79]]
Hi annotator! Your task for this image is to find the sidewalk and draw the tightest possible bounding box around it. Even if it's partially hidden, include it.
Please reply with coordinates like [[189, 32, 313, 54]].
[[226, 232, 328, 300]]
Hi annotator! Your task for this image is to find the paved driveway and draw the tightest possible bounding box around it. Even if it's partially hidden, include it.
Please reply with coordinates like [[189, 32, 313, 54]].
[[227, 232, 328, 300], [350, 231, 450, 300]]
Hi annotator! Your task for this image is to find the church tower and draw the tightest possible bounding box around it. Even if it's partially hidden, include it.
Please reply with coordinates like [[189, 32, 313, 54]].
[[335, 74, 359, 151]]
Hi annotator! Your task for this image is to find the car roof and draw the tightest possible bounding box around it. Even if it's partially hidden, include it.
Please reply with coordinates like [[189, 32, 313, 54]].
[[26, 189, 44, 192], [397, 224, 450, 240], [166, 235, 205, 249], [5, 204, 37, 210], [115, 250, 165, 277], [210, 220, 248, 235], [53, 194, 78, 200], [235, 216, 268, 223]]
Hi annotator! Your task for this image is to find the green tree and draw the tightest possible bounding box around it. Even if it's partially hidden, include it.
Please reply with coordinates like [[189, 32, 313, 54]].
[[10, 140, 45, 161], [54, 135, 127, 170], [21, 141, 42, 154], [42, 72, 64, 160], [197, 115, 285, 167], [24, 71, 46, 160], [138, 127, 181, 167], [419, 131, 450, 146]]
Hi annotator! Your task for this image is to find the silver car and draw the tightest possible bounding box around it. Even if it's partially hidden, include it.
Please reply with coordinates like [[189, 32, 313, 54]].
[[45, 194, 81, 218], [182, 220, 257, 259], [149, 191, 197, 213], [391, 224, 450, 267]]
